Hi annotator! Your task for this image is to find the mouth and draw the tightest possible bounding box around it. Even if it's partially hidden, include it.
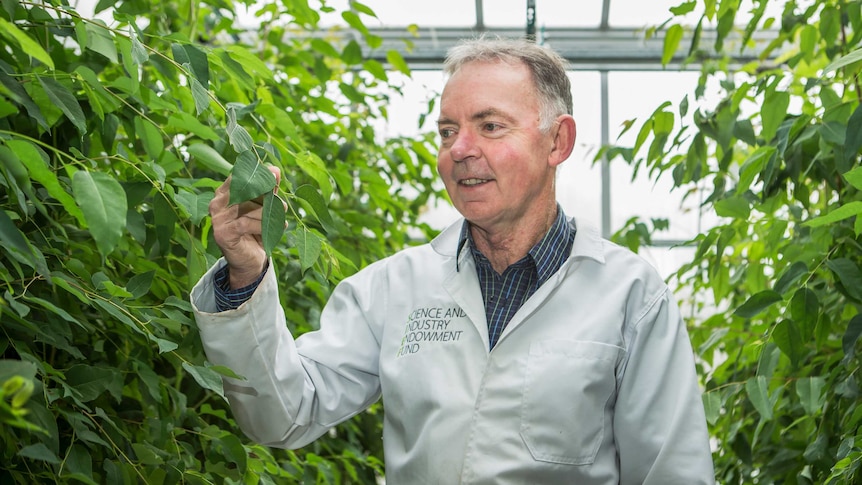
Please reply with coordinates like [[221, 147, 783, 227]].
[[459, 178, 492, 186]]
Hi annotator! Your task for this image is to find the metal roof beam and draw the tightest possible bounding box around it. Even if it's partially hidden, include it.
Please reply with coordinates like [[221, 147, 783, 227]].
[[330, 26, 780, 71]]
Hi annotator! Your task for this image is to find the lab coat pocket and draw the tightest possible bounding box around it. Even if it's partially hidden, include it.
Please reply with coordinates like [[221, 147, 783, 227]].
[[520, 339, 622, 466]]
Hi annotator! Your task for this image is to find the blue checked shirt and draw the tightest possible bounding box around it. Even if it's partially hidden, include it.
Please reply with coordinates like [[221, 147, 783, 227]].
[[213, 261, 269, 311], [213, 208, 575, 348], [459, 206, 575, 349]]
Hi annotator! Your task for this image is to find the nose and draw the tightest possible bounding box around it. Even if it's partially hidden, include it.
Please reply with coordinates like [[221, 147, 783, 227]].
[[449, 128, 480, 163]]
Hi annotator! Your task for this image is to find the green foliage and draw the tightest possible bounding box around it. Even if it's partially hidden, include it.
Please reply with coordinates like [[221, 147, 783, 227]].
[[611, 0, 862, 482], [0, 0, 442, 482]]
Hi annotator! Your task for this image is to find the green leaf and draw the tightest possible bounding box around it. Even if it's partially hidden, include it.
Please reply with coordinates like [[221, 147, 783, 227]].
[[761, 91, 789, 142], [0, 208, 50, 278], [342, 40, 363, 65], [796, 377, 826, 415], [341, 10, 369, 35], [168, 112, 218, 141], [845, 166, 862, 191], [826, 258, 862, 302], [173, 43, 210, 87], [737, 146, 775, 193], [126, 270, 155, 299], [182, 362, 224, 398], [772, 319, 804, 366], [0, 360, 37, 384], [155, 338, 178, 354], [0, 17, 54, 68], [261, 192, 286, 256], [803, 202, 862, 228], [349, 0, 377, 17], [226, 106, 254, 152], [669, 0, 696, 15], [790, 288, 819, 334], [64, 364, 122, 403], [72, 171, 128, 258], [175, 190, 213, 225], [5, 140, 85, 224], [229, 151, 276, 205], [703, 390, 721, 426], [295, 151, 334, 201], [131, 443, 164, 466], [134, 117, 163, 162], [745, 376, 773, 420], [819, 121, 845, 145], [386, 49, 410, 75], [17, 443, 61, 464], [84, 22, 118, 63], [734, 290, 782, 318], [38, 76, 87, 134], [774, 261, 808, 295], [187, 143, 232, 176], [208, 365, 245, 380], [295, 184, 334, 229], [224, 45, 273, 81], [187, 237, 209, 290], [294, 227, 322, 272], [823, 46, 862, 74], [129, 26, 148, 64], [843, 314, 862, 360], [191, 77, 210, 115], [662, 24, 684, 65], [845, 104, 862, 161], [714, 196, 750, 219]]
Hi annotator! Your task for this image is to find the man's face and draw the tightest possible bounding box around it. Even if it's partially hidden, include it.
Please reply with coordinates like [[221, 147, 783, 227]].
[[436, 60, 559, 233]]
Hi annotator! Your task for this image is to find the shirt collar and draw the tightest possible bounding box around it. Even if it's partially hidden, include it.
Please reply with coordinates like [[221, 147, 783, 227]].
[[456, 205, 575, 279]]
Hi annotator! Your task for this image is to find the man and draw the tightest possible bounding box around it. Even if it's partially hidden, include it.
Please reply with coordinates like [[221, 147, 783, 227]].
[[191, 37, 715, 484]]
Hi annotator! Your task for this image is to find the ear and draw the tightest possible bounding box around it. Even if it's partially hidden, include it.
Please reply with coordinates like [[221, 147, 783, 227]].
[[549, 115, 576, 168]]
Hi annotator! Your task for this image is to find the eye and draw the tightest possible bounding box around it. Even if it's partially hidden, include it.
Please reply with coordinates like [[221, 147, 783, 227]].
[[439, 128, 455, 139], [482, 122, 501, 133]]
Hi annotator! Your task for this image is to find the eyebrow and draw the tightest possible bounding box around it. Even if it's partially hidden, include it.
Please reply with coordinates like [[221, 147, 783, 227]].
[[437, 108, 517, 126]]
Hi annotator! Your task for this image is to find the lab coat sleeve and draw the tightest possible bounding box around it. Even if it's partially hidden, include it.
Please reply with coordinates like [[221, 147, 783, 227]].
[[613, 288, 715, 485], [190, 259, 382, 448]]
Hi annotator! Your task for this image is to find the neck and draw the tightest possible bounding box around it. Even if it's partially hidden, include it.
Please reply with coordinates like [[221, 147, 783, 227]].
[[470, 204, 558, 274]]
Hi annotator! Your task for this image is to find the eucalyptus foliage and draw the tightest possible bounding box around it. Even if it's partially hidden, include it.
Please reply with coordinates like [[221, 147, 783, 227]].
[[609, 0, 862, 483], [0, 0, 442, 482]]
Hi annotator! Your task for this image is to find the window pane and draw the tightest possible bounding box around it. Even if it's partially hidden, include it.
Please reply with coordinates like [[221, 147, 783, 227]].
[[538, 0, 603, 28], [331, 0, 476, 27], [558, 72, 602, 230], [607, 71, 715, 242]]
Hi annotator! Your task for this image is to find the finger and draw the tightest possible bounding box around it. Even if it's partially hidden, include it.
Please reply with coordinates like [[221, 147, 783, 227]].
[[209, 176, 233, 215], [268, 166, 281, 187], [236, 200, 265, 218]]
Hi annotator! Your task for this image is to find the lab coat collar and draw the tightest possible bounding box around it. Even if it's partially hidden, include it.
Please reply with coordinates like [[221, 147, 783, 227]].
[[430, 215, 607, 268]]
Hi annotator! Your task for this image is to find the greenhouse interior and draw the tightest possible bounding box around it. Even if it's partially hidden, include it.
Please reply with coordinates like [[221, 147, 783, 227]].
[[1, 0, 861, 483]]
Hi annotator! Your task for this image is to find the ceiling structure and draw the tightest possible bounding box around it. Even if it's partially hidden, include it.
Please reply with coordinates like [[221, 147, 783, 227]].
[[343, 0, 780, 71]]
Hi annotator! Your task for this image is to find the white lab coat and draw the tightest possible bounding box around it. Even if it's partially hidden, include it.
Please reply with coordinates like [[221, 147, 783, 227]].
[[191, 218, 715, 484]]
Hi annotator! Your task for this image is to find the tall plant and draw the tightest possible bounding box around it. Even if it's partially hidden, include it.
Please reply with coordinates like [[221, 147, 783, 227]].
[[0, 0, 441, 482], [607, 0, 862, 482]]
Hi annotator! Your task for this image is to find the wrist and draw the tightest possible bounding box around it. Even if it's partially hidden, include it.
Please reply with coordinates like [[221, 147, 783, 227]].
[[228, 258, 268, 289]]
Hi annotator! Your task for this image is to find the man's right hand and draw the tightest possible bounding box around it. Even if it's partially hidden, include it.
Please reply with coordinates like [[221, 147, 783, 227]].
[[209, 166, 282, 289]]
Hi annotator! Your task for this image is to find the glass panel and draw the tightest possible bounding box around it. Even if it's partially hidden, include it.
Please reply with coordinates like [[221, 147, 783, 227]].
[[539, 0, 604, 28], [321, 0, 476, 27], [483, 0, 531, 27], [558, 71, 602, 230], [609, 0, 679, 27], [607, 71, 718, 242]]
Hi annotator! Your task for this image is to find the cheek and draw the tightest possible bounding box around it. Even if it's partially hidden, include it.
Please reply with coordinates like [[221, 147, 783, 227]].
[[436, 155, 450, 178]]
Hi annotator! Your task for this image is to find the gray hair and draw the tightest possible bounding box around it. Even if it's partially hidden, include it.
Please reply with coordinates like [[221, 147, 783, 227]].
[[443, 37, 573, 133]]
